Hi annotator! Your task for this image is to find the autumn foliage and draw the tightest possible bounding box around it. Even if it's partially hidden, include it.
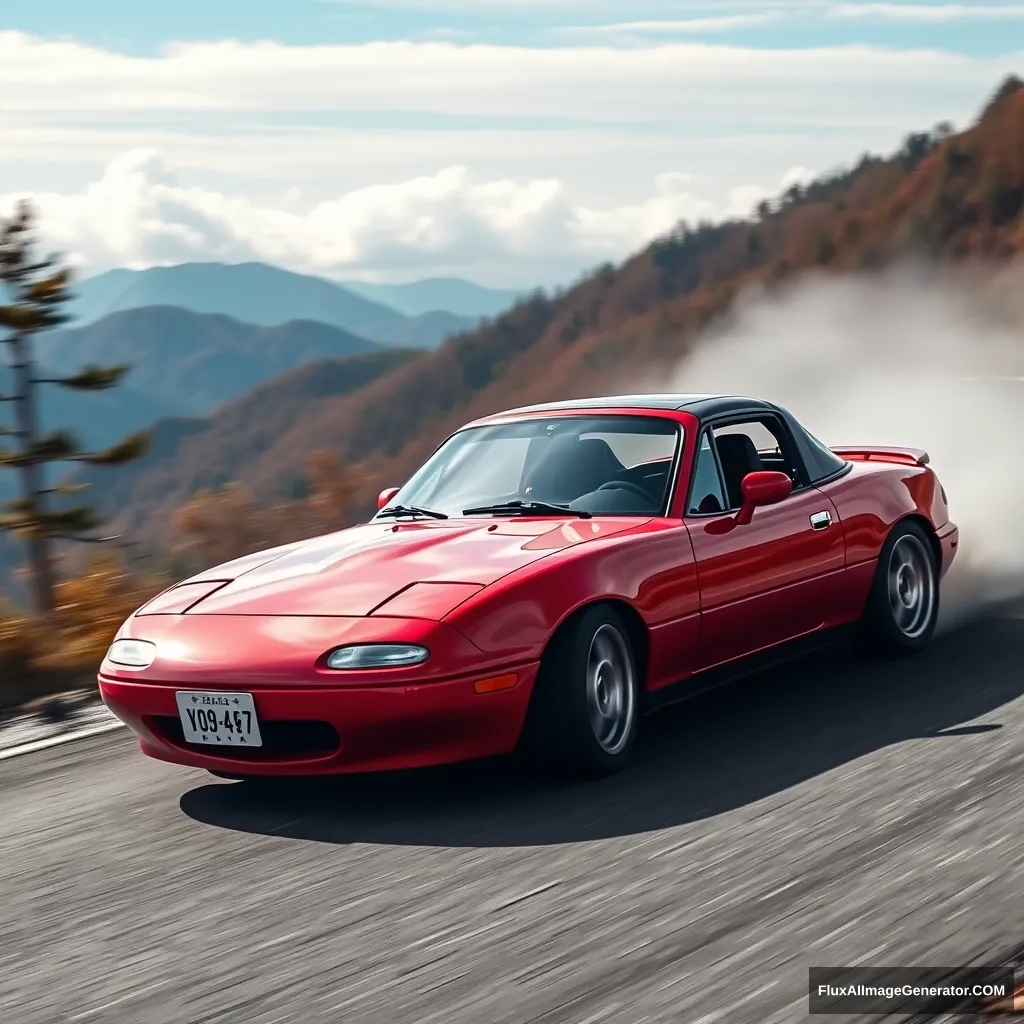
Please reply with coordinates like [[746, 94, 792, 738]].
[[170, 450, 372, 571], [0, 554, 163, 702], [0, 451, 367, 703]]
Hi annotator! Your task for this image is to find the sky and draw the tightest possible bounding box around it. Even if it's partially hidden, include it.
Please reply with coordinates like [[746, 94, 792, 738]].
[[2, 1, 1023, 288]]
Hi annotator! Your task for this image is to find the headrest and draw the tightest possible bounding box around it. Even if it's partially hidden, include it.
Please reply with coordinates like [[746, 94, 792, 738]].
[[525, 435, 625, 503]]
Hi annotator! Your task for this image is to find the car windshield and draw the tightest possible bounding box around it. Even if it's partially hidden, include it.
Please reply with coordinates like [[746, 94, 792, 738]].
[[380, 415, 683, 519]]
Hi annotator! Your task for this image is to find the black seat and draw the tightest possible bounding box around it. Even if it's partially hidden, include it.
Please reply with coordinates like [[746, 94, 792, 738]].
[[715, 433, 763, 509], [525, 436, 625, 504]]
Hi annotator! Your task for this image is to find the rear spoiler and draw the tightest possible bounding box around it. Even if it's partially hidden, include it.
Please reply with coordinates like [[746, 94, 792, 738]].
[[830, 446, 930, 467]]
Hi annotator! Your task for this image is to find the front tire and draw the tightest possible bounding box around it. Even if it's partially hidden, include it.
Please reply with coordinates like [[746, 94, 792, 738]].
[[520, 605, 640, 778], [861, 520, 939, 655]]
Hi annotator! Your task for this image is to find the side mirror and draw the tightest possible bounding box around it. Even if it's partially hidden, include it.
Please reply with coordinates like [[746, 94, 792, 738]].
[[377, 486, 401, 510], [735, 471, 792, 525]]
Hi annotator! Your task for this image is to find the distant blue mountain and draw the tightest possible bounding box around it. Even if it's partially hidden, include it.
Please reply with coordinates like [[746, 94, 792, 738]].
[[34, 305, 385, 417], [67, 262, 480, 349], [341, 277, 522, 318]]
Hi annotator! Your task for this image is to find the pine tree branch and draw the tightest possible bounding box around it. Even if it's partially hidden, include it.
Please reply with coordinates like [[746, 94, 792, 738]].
[[2, 495, 33, 514], [54, 532, 122, 544], [0, 504, 107, 537], [43, 481, 90, 496], [0, 307, 44, 333], [37, 364, 130, 390], [74, 430, 150, 466], [0, 511, 30, 529], [44, 505, 106, 534], [0, 429, 82, 466], [25, 269, 72, 304]]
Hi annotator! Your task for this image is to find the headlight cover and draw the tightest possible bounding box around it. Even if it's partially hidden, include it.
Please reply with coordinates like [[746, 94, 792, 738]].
[[106, 639, 157, 668], [325, 643, 429, 670]]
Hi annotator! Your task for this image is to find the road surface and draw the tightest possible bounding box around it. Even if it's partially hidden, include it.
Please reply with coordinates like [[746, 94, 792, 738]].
[[3, 608, 1024, 1023]]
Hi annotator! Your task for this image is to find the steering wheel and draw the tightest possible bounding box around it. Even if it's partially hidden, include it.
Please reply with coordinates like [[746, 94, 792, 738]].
[[596, 480, 654, 502]]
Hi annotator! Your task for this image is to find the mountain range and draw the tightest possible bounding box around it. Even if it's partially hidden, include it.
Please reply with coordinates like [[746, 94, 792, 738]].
[[5, 264, 524, 455], [35, 306, 385, 420], [66, 262, 500, 348], [77, 347, 422, 537], [340, 278, 522, 318], [3, 75, 1024, 590]]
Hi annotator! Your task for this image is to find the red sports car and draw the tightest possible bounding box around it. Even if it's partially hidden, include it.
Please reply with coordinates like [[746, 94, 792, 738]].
[[99, 394, 959, 779]]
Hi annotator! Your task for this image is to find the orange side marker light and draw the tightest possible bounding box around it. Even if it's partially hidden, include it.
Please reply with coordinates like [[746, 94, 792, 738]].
[[474, 673, 518, 695]]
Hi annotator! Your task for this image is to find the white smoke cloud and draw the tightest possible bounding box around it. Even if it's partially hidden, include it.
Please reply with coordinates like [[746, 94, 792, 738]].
[[2, 31, 1010, 119], [4, 149, 785, 282], [658, 266, 1024, 628]]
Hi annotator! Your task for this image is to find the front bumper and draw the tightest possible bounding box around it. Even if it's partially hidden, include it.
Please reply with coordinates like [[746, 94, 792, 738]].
[[100, 664, 539, 775]]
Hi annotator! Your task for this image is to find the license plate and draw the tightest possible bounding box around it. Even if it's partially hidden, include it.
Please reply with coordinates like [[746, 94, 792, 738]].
[[175, 691, 263, 748]]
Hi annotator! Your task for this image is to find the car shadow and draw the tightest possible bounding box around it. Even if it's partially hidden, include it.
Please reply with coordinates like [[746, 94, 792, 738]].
[[179, 611, 1024, 848]]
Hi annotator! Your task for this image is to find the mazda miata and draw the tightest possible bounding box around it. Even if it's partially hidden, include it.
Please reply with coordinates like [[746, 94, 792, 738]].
[[99, 394, 959, 778]]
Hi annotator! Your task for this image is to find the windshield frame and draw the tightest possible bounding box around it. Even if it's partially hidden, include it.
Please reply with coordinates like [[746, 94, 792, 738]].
[[376, 412, 686, 520]]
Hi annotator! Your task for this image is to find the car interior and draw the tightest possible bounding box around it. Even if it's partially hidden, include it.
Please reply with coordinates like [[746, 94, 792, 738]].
[[523, 433, 674, 515], [515, 417, 808, 518], [689, 418, 804, 515]]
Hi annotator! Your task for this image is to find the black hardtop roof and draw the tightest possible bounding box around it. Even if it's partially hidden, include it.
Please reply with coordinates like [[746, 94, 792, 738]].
[[464, 393, 850, 485], [499, 393, 783, 420]]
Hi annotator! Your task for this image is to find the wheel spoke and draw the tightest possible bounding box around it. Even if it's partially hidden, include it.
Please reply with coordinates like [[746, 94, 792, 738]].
[[888, 565, 904, 612], [584, 624, 635, 756], [885, 533, 936, 640]]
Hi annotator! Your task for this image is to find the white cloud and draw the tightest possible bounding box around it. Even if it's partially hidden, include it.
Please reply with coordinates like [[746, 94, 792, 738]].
[[0, 31, 1017, 285], [829, 3, 1024, 21], [1, 31, 1017, 123], [3, 149, 800, 284], [779, 165, 818, 189], [563, 14, 785, 34]]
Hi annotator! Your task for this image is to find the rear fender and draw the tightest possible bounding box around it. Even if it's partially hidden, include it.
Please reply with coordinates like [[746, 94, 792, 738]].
[[818, 460, 948, 564]]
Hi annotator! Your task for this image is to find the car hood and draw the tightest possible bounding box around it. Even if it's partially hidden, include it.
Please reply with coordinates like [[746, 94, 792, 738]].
[[152, 517, 648, 617]]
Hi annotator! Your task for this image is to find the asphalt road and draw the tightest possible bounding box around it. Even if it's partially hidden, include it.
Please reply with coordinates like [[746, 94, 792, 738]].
[[3, 609, 1024, 1024]]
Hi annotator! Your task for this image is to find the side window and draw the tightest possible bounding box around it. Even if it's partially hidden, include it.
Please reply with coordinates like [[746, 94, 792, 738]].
[[802, 429, 848, 482], [715, 420, 782, 455], [687, 432, 726, 515], [711, 417, 803, 510]]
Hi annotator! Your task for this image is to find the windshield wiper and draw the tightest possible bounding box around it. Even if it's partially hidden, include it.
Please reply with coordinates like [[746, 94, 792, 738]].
[[462, 500, 592, 520], [376, 504, 449, 520]]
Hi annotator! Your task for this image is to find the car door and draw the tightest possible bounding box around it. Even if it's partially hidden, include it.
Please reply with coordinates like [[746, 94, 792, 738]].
[[685, 419, 845, 671]]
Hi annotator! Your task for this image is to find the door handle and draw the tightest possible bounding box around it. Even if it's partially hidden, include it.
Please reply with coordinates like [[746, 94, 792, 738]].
[[810, 510, 832, 530]]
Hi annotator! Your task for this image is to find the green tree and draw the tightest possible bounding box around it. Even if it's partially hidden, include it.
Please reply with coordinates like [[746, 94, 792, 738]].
[[0, 200, 149, 615]]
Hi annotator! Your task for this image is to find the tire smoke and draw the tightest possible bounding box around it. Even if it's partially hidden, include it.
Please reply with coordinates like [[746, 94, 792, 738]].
[[653, 266, 1024, 630]]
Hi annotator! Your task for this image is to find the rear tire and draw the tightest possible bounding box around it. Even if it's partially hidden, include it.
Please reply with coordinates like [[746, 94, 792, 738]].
[[861, 520, 939, 656], [520, 605, 640, 778]]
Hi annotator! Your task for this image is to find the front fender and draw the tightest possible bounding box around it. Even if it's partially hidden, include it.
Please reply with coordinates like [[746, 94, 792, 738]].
[[444, 521, 700, 688]]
